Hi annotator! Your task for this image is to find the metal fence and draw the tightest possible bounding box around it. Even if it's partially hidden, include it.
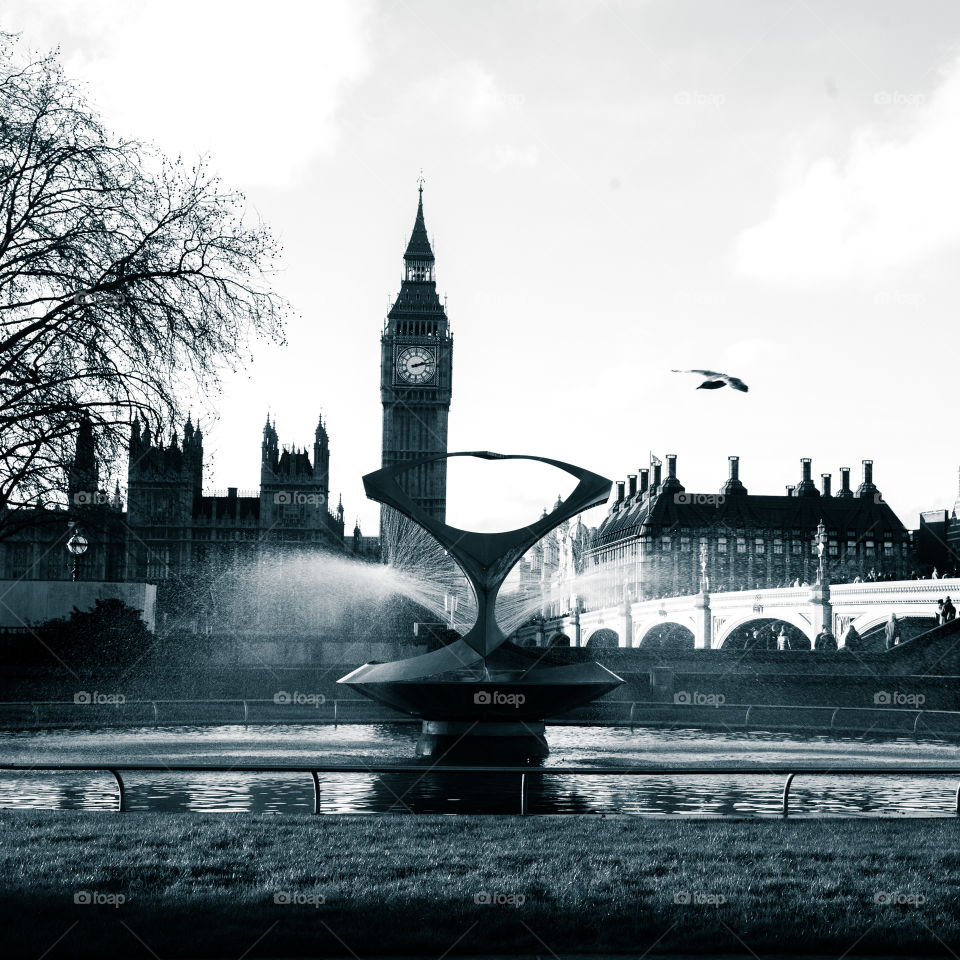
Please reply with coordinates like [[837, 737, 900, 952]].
[[1, 761, 959, 817]]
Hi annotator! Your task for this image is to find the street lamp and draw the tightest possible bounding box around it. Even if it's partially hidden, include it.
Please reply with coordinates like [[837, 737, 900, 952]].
[[815, 519, 827, 586], [66, 529, 88, 581], [699, 540, 709, 594]]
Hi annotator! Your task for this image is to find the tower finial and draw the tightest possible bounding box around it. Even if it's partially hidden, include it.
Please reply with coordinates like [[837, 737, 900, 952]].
[[418, 170, 425, 198]]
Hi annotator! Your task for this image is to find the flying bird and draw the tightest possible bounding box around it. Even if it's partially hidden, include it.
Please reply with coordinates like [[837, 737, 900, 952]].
[[672, 369, 749, 392]]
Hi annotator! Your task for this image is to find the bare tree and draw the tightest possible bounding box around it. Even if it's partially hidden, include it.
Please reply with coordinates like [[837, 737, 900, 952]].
[[0, 36, 286, 537]]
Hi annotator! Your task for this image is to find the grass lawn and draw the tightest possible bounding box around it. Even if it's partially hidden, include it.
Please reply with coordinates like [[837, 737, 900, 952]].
[[2, 811, 960, 958]]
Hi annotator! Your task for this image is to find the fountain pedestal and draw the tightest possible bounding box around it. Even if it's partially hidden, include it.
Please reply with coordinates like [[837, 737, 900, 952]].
[[339, 452, 624, 761]]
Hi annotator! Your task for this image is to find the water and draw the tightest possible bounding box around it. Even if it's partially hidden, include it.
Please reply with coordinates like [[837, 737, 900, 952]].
[[1, 723, 958, 816]]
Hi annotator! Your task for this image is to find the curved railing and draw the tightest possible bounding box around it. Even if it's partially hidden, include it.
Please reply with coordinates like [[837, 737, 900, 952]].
[[1, 761, 959, 818]]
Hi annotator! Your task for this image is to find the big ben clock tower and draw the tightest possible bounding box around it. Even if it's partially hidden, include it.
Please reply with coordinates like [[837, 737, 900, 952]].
[[380, 182, 453, 522]]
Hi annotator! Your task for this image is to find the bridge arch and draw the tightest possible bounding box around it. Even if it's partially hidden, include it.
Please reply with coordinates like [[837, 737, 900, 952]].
[[585, 628, 619, 649], [716, 612, 814, 649], [636, 622, 695, 650], [548, 632, 571, 647]]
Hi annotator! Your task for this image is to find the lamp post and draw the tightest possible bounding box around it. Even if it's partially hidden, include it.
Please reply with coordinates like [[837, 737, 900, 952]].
[[815, 519, 827, 586], [699, 540, 709, 594], [66, 529, 88, 582], [443, 592, 458, 629]]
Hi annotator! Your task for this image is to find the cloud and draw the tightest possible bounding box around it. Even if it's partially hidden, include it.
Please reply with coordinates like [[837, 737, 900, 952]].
[[412, 60, 525, 128], [4, 0, 373, 187], [734, 57, 960, 283]]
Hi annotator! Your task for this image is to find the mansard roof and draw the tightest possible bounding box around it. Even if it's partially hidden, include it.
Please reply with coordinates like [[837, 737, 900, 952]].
[[595, 491, 908, 546], [387, 282, 446, 319]]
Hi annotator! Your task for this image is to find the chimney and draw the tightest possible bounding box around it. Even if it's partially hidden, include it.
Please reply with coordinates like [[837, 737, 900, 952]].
[[660, 454, 684, 494], [821, 473, 832, 497], [721, 455, 747, 496], [795, 457, 819, 497], [837, 466, 853, 498], [786, 485, 795, 496], [856, 458, 879, 499], [616, 480, 625, 503], [227, 487, 238, 499], [652, 461, 662, 493], [639, 469, 649, 495], [628, 474, 637, 497]]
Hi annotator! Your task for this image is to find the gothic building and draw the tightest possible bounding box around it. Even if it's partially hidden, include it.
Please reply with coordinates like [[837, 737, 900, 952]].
[[0, 414, 346, 585], [125, 413, 345, 580], [380, 184, 453, 524], [587, 455, 912, 605]]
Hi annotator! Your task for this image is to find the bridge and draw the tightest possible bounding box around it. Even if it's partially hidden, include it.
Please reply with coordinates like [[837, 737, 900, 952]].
[[517, 578, 960, 649]]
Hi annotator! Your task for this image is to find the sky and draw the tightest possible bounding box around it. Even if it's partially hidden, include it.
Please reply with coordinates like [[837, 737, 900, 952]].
[[5, 0, 960, 535]]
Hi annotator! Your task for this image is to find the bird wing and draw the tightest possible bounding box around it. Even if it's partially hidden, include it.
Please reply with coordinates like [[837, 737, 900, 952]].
[[672, 369, 725, 377], [726, 377, 749, 392]]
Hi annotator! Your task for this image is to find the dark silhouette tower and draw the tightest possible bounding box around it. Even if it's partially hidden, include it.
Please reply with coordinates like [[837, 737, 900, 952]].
[[380, 182, 453, 526]]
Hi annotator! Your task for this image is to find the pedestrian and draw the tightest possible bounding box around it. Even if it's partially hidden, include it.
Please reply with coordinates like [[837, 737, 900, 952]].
[[884, 613, 901, 650], [937, 598, 945, 625], [842, 622, 862, 651], [944, 596, 957, 622], [777, 627, 789, 651], [815, 628, 837, 651]]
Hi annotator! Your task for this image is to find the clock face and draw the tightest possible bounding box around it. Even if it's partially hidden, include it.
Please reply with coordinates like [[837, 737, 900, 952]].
[[395, 345, 437, 384]]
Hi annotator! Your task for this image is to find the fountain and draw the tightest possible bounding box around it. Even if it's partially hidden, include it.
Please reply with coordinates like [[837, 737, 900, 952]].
[[338, 452, 624, 760]]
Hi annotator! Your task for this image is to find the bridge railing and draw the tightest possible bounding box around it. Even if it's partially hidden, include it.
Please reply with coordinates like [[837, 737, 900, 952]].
[[1, 761, 959, 818]]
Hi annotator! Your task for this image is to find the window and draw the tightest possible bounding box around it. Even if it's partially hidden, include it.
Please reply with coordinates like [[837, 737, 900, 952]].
[[660, 535, 672, 552], [847, 539, 857, 553], [680, 536, 691, 552], [717, 538, 727, 554], [865, 540, 875, 556], [829, 541, 839, 557], [737, 537, 747, 554], [792, 540, 802, 555], [774, 538, 784, 555], [755, 538, 765, 555], [883, 542, 894, 554]]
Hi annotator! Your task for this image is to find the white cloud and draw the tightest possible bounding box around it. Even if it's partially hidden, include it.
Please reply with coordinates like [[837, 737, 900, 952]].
[[735, 57, 960, 282], [4, 0, 373, 187], [411, 60, 524, 128]]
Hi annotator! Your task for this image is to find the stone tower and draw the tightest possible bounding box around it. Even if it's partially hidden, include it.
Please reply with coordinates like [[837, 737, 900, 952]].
[[380, 183, 453, 522]]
